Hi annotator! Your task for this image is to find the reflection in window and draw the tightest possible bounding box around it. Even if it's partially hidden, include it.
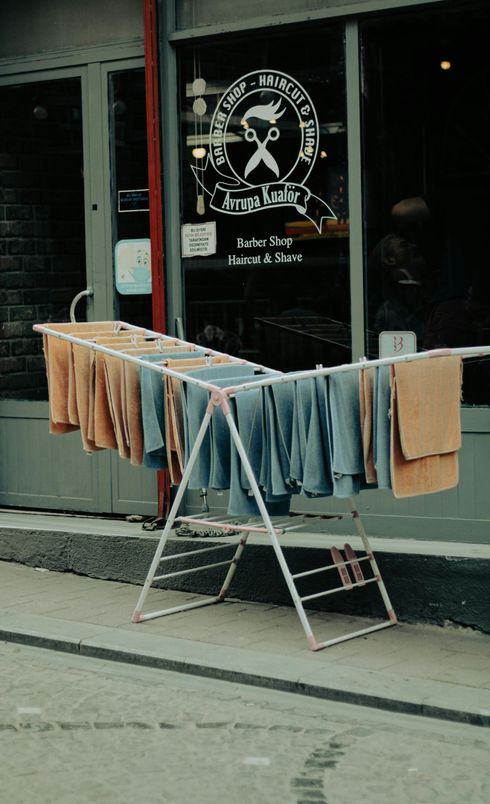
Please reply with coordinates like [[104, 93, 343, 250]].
[[0, 79, 85, 401], [180, 29, 350, 371], [361, 4, 490, 403], [109, 69, 152, 329]]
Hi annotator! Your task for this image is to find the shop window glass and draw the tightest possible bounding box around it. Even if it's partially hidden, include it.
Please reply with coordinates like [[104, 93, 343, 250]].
[[179, 28, 350, 370], [109, 69, 152, 329], [361, 3, 490, 403], [0, 78, 85, 401]]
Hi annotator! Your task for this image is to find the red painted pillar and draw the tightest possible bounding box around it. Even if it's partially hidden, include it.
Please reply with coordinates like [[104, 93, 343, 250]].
[[144, 0, 169, 517]]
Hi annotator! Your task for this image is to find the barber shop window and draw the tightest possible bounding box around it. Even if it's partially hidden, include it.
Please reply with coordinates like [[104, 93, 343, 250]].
[[361, 1, 490, 404], [178, 28, 349, 371]]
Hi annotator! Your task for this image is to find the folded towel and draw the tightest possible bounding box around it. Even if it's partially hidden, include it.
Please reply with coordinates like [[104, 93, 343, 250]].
[[393, 356, 462, 459], [390, 383, 459, 498], [390, 357, 462, 498]]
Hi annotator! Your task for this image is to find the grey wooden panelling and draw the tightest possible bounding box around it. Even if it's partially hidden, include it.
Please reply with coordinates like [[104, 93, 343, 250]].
[[0, 402, 157, 515]]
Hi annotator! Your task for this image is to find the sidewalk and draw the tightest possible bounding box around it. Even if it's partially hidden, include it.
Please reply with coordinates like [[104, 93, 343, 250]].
[[0, 559, 489, 727]]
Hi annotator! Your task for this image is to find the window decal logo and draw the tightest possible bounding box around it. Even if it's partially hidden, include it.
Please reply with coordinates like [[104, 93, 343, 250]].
[[191, 69, 337, 232]]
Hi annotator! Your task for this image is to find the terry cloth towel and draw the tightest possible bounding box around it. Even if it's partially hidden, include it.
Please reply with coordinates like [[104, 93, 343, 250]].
[[373, 366, 392, 490], [85, 335, 147, 448], [228, 377, 290, 517], [302, 377, 333, 497], [73, 341, 123, 453], [163, 356, 232, 484], [42, 334, 79, 435], [69, 331, 145, 428], [390, 356, 462, 498], [103, 353, 131, 459], [359, 367, 377, 484], [42, 323, 115, 429], [326, 372, 365, 497], [140, 352, 200, 469], [290, 378, 313, 487], [183, 365, 257, 490], [123, 361, 150, 466], [92, 342, 190, 451], [122, 347, 191, 465], [261, 382, 295, 498], [393, 356, 462, 458]]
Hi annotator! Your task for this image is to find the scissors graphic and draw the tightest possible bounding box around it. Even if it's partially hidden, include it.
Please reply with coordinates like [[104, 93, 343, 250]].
[[244, 126, 280, 179]]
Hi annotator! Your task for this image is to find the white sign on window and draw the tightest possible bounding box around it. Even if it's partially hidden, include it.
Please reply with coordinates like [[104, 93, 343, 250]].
[[181, 221, 217, 257], [115, 239, 152, 295], [379, 331, 417, 358]]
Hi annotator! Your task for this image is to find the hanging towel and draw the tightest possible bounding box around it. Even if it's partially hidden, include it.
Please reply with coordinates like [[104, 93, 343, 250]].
[[140, 351, 200, 469], [262, 382, 295, 497], [42, 323, 114, 427], [163, 356, 234, 484], [229, 380, 290, 517], [302, 377, 333, 497], [373, 366, 392, 490], [123, 362, 144, 466], [182, 364, 256, 489], [290, 378, 313, 487], [359, 367, 377, 484], [42, 334, 79, 435], [325, 372, 364, 497], [393, 356, 462, 458], [103, 353, 131, 459], [389, 357, 462, 498]]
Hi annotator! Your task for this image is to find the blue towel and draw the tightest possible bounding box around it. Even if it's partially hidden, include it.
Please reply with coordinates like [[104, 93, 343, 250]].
[[302, 377, 333, 497], [290, 378, 313, 487], [140, 351, 201, 469], [373, 366, 392, 489], [262, 381, 296, 497], [182, 365, 256, 489], [325, 372, 364, 497]]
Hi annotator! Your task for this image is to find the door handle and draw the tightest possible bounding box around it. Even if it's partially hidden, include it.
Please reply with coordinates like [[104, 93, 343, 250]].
[[69, 287, 93, 323]]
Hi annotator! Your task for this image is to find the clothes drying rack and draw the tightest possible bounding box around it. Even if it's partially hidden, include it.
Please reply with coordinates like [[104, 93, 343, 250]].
[[34, 320, 490, 651]]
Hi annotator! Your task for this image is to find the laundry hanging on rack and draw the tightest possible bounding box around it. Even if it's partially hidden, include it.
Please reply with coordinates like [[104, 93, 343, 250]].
[[38, 321, 464, 505]]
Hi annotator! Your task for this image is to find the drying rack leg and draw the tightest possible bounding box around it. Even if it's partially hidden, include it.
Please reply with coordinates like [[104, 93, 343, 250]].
[[132, 409, 214, 622], [225, 411, 316, 648], [349, 496, 398, 625]]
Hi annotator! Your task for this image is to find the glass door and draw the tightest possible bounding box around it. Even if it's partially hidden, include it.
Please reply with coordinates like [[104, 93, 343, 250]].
[[0, 64, 157, 515]]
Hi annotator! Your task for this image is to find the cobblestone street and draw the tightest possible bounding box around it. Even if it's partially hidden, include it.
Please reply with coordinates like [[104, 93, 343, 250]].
[[1, 642, 489, 804]]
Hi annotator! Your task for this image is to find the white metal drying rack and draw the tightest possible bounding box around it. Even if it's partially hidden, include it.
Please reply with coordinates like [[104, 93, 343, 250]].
[[34, 320, 490, 651]]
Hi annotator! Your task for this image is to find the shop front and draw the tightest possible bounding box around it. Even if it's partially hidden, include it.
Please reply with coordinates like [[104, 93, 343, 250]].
[[162, 0, 490, 543], [0, 1, 158, 514], [1, 0, 489, 551]]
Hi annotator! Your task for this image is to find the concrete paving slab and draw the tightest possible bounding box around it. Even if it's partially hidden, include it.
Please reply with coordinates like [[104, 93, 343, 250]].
[[0, 560, 489, 727]]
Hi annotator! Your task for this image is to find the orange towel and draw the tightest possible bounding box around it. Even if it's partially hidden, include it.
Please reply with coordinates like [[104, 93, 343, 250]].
[[103, 354, 131, 459], [123, 362, 144, 466], [71, 343, 103, 452], [393, 356, 462, 458], [68, 330, 130, 427], [91, 342, 188, 451], [390, 356, 462, 498], [42, 334, 79, 434], [42, 323, 114, 428], [359, 367, 377, 484]]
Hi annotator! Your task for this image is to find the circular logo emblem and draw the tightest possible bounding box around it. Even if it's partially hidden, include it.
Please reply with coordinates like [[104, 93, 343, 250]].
[[209, 69, 319, 189]]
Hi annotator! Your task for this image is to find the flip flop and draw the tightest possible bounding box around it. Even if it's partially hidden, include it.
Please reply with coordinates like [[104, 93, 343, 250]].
[[330, 546, 352, 589], [344, 543, 366, 586]]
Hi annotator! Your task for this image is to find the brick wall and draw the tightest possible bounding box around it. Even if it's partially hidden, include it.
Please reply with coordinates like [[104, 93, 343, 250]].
[[0, 80, 85, 400]]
